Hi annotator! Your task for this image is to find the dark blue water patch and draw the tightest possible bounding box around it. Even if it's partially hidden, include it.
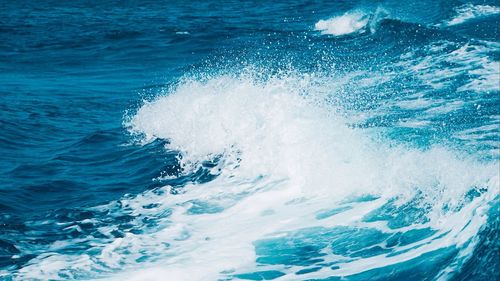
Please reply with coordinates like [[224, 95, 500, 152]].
[[0, 131, 177, 215]]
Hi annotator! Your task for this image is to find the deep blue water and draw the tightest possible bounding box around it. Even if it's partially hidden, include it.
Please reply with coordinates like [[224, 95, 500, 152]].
[[1, 0, 499, 280]]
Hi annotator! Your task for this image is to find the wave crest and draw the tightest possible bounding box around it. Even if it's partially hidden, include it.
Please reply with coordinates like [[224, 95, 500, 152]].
[[315, 11, 370, 36], [444, 4, 500, 26]]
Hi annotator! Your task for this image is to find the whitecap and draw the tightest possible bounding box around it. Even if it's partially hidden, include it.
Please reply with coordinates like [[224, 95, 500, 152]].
[[13, 71, 499, 281], [443, 4, 500, 26], [314, 11, 370, 36]]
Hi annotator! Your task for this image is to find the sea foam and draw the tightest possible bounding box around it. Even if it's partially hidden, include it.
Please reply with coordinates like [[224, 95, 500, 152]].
[[12, 71, 499, 281], [120, 72, 498, 280], [444, 4, 500, 26], [314, 11, 370, 36]]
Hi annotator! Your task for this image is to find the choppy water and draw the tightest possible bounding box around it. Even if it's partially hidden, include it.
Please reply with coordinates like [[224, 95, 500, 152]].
[[1, 1, 499, 280]]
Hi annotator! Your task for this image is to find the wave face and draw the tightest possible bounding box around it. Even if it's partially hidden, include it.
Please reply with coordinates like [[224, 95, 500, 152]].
[[0, 1, 499, 281]]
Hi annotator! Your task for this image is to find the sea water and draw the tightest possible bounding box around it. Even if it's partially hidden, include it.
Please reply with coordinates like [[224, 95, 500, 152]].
[[0, 1, 499, 280]]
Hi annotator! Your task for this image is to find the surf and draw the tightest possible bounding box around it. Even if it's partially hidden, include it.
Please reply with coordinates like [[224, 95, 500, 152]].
[[83, 71, 498, 280], [8, 68, 499, 281], [2, 2, 499, 280]]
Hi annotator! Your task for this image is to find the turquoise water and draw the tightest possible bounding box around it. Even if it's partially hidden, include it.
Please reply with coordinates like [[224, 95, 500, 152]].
[[0, 0, 499, 280]]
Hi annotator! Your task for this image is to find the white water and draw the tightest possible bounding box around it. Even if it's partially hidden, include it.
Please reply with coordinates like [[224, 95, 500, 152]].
[[123, 73, 497, 280], [12, 72, 499, 281], [315, 11, 370, 36], [444, 4, 500, 26]]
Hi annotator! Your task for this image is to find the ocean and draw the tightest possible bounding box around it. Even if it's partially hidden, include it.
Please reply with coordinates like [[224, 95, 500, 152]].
[[0, 0, 499, 280]]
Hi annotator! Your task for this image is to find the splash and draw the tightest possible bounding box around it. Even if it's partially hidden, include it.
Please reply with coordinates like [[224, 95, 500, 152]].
[[110, 72, 499, 280], [8, 70, 498, 281], [2, 1, 500, 280]]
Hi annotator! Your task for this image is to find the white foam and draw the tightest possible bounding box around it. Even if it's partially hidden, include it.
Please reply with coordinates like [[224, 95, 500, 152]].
[[315, 11, 370, 36], [122, 73, 497, 280], [13, 72, 499, 281], [444, 4, 500, 26]]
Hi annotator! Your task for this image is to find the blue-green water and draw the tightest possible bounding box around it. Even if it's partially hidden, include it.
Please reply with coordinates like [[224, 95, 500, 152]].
[[0, 1, 499, 280]]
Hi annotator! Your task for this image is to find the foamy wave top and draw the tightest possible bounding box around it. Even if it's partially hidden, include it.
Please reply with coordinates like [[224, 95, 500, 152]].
[[124, 72, 498, 280], [315, 11, 370, 36], [14, 72, 499, 281], [444, 4, 500, 26]]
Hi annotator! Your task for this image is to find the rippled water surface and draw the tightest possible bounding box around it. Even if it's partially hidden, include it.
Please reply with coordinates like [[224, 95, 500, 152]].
[[0, 0, 499, 280]]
